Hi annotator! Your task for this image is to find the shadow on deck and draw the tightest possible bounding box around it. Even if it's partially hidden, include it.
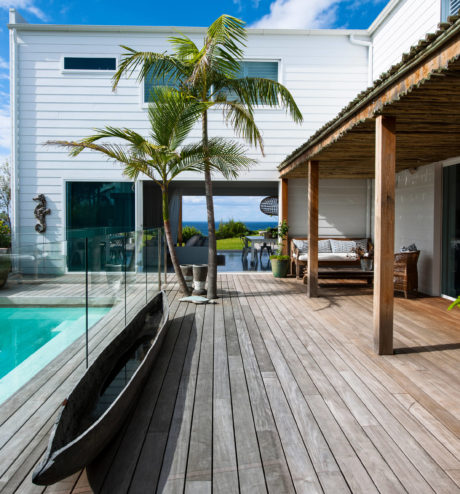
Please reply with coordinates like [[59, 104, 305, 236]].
[[2, 274, 460, 493]]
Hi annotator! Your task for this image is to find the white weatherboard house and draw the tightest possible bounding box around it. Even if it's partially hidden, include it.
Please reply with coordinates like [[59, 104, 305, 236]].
[[8, 0, 460, 298]]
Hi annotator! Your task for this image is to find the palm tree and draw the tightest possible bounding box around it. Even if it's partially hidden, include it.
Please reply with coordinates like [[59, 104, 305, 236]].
[[49, 88, 253, 295], [111, 14, 303, 300]]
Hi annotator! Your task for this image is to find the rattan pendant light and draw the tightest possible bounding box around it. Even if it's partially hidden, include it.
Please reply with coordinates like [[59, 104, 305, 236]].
[[259, 196, 278, 216]]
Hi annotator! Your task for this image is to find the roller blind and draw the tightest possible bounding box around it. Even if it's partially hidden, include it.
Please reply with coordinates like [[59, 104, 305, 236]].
[[450, 0, 460, 14]]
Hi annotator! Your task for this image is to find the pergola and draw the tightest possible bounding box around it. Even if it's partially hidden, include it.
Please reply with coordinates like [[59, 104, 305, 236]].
[[278, 14, 460, 355]]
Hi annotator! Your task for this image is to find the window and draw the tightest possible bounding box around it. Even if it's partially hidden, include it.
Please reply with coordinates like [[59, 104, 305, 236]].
[[442, 0, 460, 20], [66, 182, 135, 271], [217, 61, 279, 103], [63, 57, 116, 71], [144, 67, 181, 102], [238, 61, 279, 80], [450, 0, 460, 15]]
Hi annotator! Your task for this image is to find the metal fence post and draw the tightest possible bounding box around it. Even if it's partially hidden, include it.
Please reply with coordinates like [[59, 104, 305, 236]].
[[164, 232, 167, 285], [158, 228, 162, 290], [85, 237, 89, 369], [124, 233, 127, 325]]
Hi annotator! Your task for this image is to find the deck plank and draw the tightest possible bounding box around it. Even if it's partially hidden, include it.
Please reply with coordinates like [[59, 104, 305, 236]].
[[1, 274, 460, 494]]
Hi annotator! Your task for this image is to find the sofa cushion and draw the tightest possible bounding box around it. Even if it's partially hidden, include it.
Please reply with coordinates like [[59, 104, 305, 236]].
[[297, 252, 358, 262], [355, 238, 368, 252], [330, 239, 356, 254], [293, 239, 308, 253], [318, 239, 332, 253]]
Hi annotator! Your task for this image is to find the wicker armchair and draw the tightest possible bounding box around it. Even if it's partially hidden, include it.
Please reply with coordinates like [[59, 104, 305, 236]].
[[394, 251, 420, 298]]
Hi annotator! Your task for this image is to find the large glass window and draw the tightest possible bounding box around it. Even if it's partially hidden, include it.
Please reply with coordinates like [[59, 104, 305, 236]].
[[144, 67, 181, 102], [63, 57, 116, 71], [442, 164, 460, 298], [66, 182, 135, 271], [217, 61, 279, 103]]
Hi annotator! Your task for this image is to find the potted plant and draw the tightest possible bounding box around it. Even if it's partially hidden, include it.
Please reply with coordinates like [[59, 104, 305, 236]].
[[270, 254, 290, 278], [353, 243, 374, 271]]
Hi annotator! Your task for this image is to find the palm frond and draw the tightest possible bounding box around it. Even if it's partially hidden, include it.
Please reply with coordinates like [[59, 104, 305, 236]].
[[206, 137, 255, 179], [146, 87, 209, 149], [112, 47, 187, 90], [214, 97, 264, 153], [73, 126, 165, 158], [188, 15, 246, 86], [169, 34, 200, 63], [220, 77, 303, 123]]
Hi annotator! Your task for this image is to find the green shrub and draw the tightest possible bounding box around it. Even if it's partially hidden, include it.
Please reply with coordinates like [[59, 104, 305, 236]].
[[0, 219, 11, 248], [215, 219, 249, 239], [182, 225, 202, 243]]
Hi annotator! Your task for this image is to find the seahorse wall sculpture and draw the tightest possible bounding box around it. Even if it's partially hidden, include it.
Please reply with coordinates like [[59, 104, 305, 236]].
[[33, 194, 51, 233]]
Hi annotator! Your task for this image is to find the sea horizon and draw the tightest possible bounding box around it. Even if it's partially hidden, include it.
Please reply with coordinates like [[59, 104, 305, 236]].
[[183, 220, 278, 236]]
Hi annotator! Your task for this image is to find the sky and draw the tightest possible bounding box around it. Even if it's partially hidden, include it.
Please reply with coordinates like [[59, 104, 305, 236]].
[[182, 196, 278, 223], [0, 0, 389, 220]]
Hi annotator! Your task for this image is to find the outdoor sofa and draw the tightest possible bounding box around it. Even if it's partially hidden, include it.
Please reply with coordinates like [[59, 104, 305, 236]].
[[289, 237, 370, 279]]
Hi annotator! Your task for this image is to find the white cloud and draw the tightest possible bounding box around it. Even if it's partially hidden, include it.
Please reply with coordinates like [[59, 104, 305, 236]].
[[0, 104, 10, 151], [0, 0, 47, 21], [251, 0, 341, 29], [0, 57, 8, 70]]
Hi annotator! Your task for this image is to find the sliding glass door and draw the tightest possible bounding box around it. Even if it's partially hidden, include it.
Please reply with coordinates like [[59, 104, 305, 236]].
[[442, 164, 460, 298]]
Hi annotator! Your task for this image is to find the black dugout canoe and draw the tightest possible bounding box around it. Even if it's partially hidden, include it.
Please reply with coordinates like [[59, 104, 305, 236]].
[[32, 290, 169, 485]]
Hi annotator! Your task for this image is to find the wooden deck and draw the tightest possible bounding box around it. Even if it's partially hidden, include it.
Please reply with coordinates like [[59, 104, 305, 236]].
[[1, 273, 460, 493]]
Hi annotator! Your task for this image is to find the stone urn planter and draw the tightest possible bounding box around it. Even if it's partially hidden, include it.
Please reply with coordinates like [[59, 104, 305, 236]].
[[270, 255, 290, 278], [180, 264, 193, 292], [192, 264, 208, 296], [360, 258, 373, 271], [0, 248, 11, 289]]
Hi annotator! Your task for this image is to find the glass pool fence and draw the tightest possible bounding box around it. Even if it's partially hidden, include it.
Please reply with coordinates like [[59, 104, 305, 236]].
[[0, 227, 167, 403]]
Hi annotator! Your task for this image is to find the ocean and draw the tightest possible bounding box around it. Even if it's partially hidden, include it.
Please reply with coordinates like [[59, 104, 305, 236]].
[[183, 221, 278, 236]]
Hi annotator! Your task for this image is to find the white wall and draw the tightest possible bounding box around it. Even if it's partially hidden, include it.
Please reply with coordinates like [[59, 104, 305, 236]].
[[12, 26, 370, 247], [394, 164, 441, 296], [288, 178, 368, 238], [371, 0, 441, 80]]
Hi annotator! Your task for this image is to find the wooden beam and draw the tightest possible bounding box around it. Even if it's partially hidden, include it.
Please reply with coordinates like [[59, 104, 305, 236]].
[[373, 116, 396, 355], [178, 195, 183, 246], [307, 161, 319, 298], [280, 178, 288, 255]]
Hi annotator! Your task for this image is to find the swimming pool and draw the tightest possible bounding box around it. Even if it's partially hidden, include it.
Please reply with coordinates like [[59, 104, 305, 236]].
[[0, 307, 110, 403]]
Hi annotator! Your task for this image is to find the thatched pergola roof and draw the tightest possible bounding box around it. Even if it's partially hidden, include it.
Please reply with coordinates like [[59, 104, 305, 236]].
[[279, 14, 460, 179]]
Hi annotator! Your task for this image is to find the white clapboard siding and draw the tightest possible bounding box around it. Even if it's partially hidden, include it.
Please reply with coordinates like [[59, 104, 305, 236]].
[[394, 164, 439, 296], [287, 178, 368, 238], [14, 27, 370, 245], [371, 0, 441, 80]]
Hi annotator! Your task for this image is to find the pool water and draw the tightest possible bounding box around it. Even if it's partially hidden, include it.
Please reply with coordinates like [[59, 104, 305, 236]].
[[0, 307, 110, 403]]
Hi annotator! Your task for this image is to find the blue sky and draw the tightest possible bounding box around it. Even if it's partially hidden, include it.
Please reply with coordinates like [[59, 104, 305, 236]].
[[0, 0, 389, 220]]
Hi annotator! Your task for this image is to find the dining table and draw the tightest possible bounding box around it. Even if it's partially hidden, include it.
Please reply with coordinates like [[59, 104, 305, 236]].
[[244, 235, 279, 261]]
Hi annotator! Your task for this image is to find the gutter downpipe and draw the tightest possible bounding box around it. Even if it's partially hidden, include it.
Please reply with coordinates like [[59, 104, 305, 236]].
[[349, 35, 373, 87]]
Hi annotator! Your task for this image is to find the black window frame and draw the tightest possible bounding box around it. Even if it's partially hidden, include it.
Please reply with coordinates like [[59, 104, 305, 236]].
[[63, 57, 117, 71]]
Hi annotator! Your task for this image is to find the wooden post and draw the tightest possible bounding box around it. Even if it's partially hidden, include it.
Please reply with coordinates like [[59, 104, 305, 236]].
[[178, 195, 183, 246], [280, 178, 288, 254], [374, 115, 396, 355], [307, 161, 319, 298]]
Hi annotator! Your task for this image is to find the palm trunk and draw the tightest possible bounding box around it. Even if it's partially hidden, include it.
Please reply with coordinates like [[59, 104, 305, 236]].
[[161, 186, 190, 295], [202, 110, 218, 300]]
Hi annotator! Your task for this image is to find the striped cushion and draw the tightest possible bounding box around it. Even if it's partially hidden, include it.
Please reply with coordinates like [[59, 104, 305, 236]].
[[318, 239, 332, 253], [293, 239, 308, 253], [330, 239, 356, 254], [355, 238, 368, 252]]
